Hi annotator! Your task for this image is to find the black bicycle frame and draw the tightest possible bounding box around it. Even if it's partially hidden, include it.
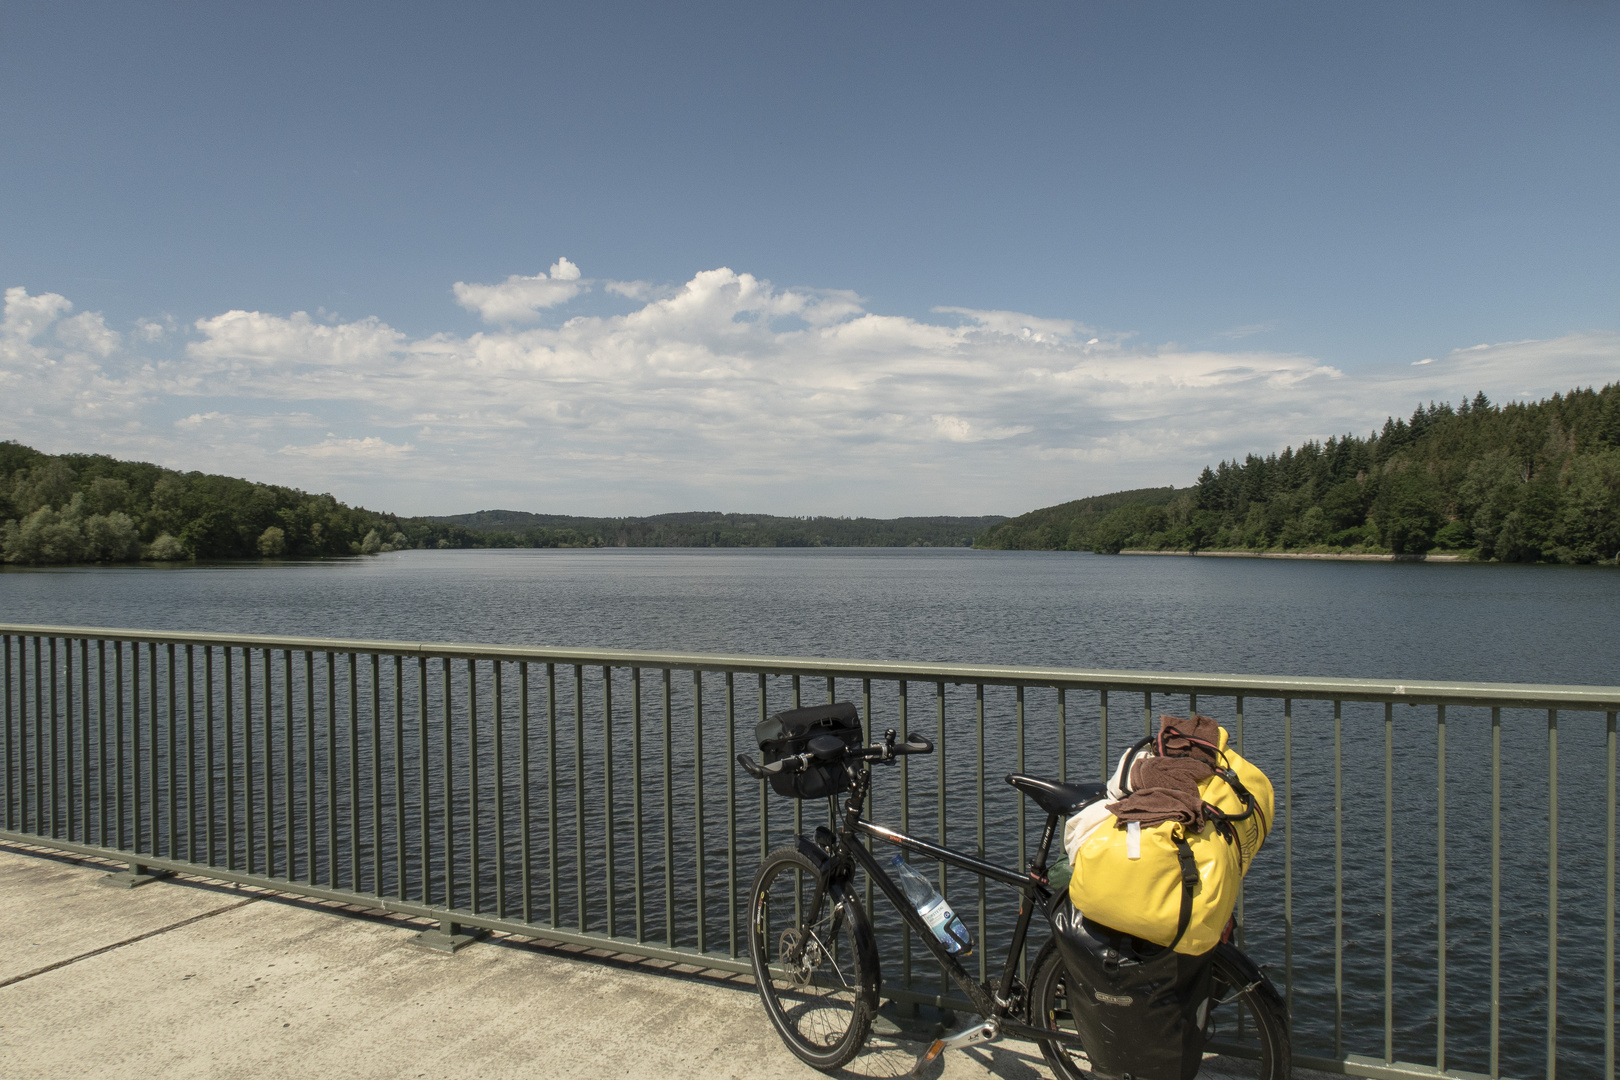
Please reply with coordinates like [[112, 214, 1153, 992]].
[[802, 763, 1085, 1048]]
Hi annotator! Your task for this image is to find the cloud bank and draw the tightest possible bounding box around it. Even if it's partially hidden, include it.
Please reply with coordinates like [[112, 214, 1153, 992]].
[[3, 271, 1617, 517]]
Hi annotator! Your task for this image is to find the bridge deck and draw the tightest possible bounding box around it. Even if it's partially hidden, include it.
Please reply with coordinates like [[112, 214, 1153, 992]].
[[1, 842, 1086, 1080]]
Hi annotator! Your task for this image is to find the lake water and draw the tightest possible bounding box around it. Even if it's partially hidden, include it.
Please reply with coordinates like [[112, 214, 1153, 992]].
[[2, 547, 1617, 684], [2, 549, 1616, 1080]]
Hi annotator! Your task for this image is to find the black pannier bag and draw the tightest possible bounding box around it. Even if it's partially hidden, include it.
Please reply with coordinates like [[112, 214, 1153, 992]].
[[754, 701, 863, 799], [1048, 898, 1214, 1080]]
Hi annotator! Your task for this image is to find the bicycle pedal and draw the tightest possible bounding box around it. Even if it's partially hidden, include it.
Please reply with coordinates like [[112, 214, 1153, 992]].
[[908, 1018, 998, 1076]]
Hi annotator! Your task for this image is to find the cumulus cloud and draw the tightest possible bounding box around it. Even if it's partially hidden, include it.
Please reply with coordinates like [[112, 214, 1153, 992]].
[[2, 270, 1617, 515], [453, 257, 585, 323]]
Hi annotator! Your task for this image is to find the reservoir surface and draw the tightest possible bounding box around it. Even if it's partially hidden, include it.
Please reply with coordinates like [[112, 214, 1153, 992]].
[[2, 548, 1615, 1079]]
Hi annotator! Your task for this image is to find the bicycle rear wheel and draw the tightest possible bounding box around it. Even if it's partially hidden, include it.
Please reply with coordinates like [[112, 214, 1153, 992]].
[[1030, 939, 1291, 1080], [746, 845, 880, 1071]]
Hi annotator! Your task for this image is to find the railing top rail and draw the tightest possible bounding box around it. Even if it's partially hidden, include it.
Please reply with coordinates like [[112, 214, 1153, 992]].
[[3, 622, 1617, 712]]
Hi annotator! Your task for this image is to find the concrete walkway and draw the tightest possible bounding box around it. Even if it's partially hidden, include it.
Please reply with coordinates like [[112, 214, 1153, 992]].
[[1, 843, 1070, 1080]]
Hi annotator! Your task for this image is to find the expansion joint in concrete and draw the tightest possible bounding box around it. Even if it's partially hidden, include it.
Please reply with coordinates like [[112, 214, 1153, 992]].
[[0, 895, 261, 990]]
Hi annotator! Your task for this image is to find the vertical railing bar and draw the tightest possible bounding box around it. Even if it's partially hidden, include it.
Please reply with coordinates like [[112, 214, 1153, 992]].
[[547, 662, 558, 927], [349, 654, 360, 892], [761, 674, 771, 863], [393, 655, 404, 900], [860, 677, 872, 920], [132, 643, 144, 856], [187, 644, 197, 862], [936, 680, 947, 896], [242, 648, 252, 875], [1384, 700, 1393, 1065], [468, 659, 480, 916], [284, 651, 296, 882], [442, 657, 453, 910], [495, 661, 506, 920], [305, 651, 315, 883], [1334, 699, 1343, 1060], [1490, 705, 1500, 1079], [205, 646, 215, 865], [80, 640, 91, 844], [899, 677, 910, 994], [662, 667, 673, 946], [418, 655, 429, 904], [97, 640, 108, 847], [35, 636, 44, 838], [694, 669, 706, 955], [1234, 694, 1245, 950], [1437, 703, 1447, 1073], [113, 641, 124, 851], [976, 682, 987, 984], [326, 653, 337, 888], [64, 636, 73, 841], [1057, 687, 1066, 784], [1143, 689, 1151, 738], [602, 666, 614, 938], [54, 637, 63, 840], [370, 654, 381, 897], [1547, 707, 1558, 1080], [726, 671, 738, 959], [1284, 696, 1293, 1022], [224, 648, 235, 872], [574, 664, 585, 932], [263, 650, 273, 878], [520, 662, 533, 924], [631, 667, 643, 942], [1016, 685, 1026, 873], [167, 643, 177, 859], [1604, 709, 1615, 1080], [1099, 689, 1109, 781], [793, 675, 802, 845], [2, 635, 10, 833]]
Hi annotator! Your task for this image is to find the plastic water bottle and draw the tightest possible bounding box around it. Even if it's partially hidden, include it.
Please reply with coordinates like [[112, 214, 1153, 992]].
[[889, 854, 972, 955]]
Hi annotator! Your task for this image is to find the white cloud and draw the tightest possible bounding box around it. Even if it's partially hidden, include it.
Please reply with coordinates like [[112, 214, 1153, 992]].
[[56, 311, 121, 357], [452, 257, 586, 323], [3, 270, 1618, 516], [279, 436, 414, 459], [2, 286, 73, 343]]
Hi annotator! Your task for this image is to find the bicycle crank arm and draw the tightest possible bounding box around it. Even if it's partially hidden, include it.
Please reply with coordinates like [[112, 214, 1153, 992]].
[[909, 1018, 998, 1077]]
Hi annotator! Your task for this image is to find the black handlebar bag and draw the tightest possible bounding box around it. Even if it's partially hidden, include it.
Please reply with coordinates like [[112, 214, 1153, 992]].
[[1048, 899, 1214, 1080], [754, 701, 863, 799]]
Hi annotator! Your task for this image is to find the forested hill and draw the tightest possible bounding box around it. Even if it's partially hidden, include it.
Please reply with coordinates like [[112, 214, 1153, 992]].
[[977, 383, 1620, 564], [429, 510, 1003, 548], [0, 441, 1003, 564]]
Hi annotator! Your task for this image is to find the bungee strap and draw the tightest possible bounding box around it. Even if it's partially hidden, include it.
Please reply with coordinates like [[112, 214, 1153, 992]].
[[1169, 834, 1199, 949]]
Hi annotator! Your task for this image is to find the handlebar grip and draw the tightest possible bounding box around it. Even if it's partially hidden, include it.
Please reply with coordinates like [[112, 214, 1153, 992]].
[[900, 734, 934, 754], [736, 753, 766, 779]]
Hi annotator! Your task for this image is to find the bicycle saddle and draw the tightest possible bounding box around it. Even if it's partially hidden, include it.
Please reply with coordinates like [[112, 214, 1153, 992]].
[[1005, 774, 1108, 817]]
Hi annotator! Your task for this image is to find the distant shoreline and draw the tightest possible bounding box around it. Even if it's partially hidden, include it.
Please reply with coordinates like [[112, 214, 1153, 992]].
[[1117, 549, 1468, 562]]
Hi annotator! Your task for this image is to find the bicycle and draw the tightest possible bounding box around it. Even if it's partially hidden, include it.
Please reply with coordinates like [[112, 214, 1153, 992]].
[[737, 723, 1290, 1079]]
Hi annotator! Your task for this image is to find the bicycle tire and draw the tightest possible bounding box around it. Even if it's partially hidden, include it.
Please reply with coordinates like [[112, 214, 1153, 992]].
[[1030, 939, 1291, 1080], [746, 844, 880, 1071]]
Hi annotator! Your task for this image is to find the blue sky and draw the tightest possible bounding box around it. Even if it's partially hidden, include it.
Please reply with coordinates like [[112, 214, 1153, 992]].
[[3, 2, 1617, 516]]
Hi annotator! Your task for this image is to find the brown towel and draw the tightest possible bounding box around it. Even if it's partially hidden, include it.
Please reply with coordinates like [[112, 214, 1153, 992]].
[[1105, 714, 1221, 828], [1158, 712, 1220, 766]]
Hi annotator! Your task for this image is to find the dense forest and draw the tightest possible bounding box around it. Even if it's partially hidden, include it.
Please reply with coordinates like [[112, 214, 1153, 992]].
[[0, 441, 1001, 564], [977, 383, 1620, 564], [431, 509, 1003, 549]]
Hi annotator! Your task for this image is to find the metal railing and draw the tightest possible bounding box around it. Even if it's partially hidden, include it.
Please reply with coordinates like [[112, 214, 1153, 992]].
[[0, 622, 1614, 1080]]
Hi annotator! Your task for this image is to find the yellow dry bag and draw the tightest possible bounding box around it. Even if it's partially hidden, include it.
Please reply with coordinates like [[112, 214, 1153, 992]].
[[1065, 726, 1273, 955]]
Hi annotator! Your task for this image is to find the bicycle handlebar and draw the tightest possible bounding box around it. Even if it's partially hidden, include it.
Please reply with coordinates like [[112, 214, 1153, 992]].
[[735, 732, 933, 780]]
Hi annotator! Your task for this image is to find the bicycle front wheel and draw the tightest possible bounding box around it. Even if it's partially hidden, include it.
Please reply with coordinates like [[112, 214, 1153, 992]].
[[746, 844, 880, 1071], [1031, 939, 1291, 1080]]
